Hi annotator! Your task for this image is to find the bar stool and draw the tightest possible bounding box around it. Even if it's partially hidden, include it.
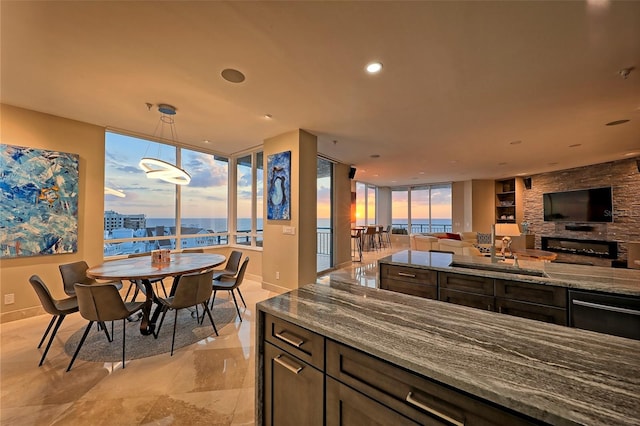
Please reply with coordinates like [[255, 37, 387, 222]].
[[351, 228, 363, 262]]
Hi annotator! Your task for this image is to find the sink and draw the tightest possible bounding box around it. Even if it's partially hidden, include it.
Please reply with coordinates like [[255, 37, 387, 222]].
[[449, 261, 548, 277]]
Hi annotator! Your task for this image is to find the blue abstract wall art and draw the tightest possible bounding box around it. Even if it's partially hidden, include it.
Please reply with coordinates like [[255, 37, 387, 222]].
[[267, 150, 291, 220], [0, 144, 79, 258]]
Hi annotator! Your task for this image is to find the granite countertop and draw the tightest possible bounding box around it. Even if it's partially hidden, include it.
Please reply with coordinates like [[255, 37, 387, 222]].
[[379, 250, 640, 296], [257, 280, 640, 425]]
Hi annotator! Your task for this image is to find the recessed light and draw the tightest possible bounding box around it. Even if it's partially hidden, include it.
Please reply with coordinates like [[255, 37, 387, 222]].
[[373, 174, 379, 177], [498, 162, 507, 166], [419, 171, 425, 175], [391, 180, 397, 183], [370, 154, 380, 158], [568, 144, 581, 148], [605, 119, 630, 126], [221, 68, 246, 83], [365, 62, 383, 74], [203, 140, 210, 144], [624, 151, 640, 157], [549, 162, 558, 166], [509, 140, 522, 145], [264, 114, 272, 119]]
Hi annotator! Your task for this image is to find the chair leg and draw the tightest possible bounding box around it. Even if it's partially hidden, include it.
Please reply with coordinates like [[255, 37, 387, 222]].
[[236, 288, 247, 308], [154, 306, 169, 339], [66, 321, 94, 372], [230, 290, 242, 322], [39, 315, 65, 367], [202, 302, 218, 336], [171, 310, 178, 356], [122, 318, 126, 368], [124, 282, 134, 301], [210, 290, 217, 309], [38, 316, 57, 348]]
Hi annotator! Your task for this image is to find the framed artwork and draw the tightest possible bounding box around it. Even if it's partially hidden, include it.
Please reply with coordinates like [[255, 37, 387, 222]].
[[267, 150, 291, 220], [0, 144, 79, 258]]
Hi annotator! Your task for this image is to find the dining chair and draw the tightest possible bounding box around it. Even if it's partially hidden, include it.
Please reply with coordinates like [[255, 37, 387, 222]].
[[212, 250, 242, 280], [59, 260, 123, 297], [351, 228, 363, 262], [380, 225, 392, 248], [211, 257, 249, 322], [67, 283, 145, 371], [153, 270, 217, 356], [28, 275, 79, 367], [181, 248, 204, 253], [363, 226, 379, 252], [125, 253, 168, 300]]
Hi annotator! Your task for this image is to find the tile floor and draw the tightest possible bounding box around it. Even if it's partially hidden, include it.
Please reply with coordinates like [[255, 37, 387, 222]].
[[0, 244, 404, 425]]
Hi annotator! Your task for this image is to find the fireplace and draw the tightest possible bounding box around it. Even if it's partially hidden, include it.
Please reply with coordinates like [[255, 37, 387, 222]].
[[541, 237, 617, 259]]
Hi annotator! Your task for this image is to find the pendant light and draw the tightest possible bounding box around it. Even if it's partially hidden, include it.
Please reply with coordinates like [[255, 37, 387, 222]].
[[138, 104, 191, 185]]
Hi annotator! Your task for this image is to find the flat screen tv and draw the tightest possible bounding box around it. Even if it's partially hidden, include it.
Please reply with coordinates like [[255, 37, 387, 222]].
[[543, 187, 613, 222]]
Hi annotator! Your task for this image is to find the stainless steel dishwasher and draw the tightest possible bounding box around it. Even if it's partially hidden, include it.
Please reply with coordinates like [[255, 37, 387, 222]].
[[569, 289, 640, 340]]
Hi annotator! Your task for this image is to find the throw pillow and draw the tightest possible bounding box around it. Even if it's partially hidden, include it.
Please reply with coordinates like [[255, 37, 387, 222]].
[[445, 232, 462, 240], [474, 244, 492, 254], [477, 232, 492, 244]]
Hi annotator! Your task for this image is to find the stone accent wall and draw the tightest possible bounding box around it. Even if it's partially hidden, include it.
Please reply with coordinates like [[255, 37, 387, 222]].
[[523, 157, 640, 267]]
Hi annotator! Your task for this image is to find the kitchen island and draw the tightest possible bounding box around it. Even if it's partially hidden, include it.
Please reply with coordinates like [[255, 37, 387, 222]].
[[256, 278, 640, 425]]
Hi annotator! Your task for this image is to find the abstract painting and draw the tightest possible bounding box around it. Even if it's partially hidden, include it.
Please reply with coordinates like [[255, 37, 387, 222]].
[[0, 144, 79, 258], [267, 150, 291, 220]]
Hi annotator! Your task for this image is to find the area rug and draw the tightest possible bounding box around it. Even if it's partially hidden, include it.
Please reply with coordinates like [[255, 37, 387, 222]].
[[64, 299, 237, 361]]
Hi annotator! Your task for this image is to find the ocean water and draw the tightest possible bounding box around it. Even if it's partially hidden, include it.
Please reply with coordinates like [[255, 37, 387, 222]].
[[147, 217, 451, 231]]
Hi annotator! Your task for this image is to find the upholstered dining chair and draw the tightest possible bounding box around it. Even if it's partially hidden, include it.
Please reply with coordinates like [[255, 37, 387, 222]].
[[125, 253, 168, 300], [67, 283, 145, 371], [28, 275, 79, 367], [153, 270, 217, 356], [211, 257, 249, 322], [212, 250, 242, 280], [59, 260, 123, 297]]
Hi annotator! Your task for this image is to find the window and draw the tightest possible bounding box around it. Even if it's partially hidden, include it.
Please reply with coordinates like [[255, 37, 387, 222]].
[[391, 184, 452, 234], [355, 182, 377, 226], [104, 131, 230, 256], [235, 151, 263, 247]]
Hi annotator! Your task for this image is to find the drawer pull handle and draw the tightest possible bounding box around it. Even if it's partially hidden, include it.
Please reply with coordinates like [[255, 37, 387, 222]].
[[275, 331, 305, 348], [405, 392, 464, 426], [573, 299, 640, 316], [397, 272, 416, 278], [274, 355, 303, 374]]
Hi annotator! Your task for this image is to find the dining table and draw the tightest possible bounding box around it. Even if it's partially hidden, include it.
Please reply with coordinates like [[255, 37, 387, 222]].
[[87, 252, 226, 335]]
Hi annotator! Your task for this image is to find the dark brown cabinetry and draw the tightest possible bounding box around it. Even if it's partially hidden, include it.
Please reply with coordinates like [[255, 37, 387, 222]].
[[495, 279, 568, 325], [439, 272, 495, 311], [326, 340, 536, 426], [262, 314, 324, 426], [380, 264, 438, 299]]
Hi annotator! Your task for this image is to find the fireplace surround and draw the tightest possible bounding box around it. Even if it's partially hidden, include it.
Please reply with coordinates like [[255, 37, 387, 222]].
[[541, 236, 618, 259]]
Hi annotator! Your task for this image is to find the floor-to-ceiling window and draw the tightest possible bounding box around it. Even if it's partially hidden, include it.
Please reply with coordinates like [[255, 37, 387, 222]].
[[317, 157, 333, 272], [104, 131, 229, 256], [235, 151, 263, 247], [355, 182, 377, 226], [391, 184, 452, 234]]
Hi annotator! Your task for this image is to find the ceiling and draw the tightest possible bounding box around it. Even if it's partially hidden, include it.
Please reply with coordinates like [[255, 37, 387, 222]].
[[2, 1, 639, 187]]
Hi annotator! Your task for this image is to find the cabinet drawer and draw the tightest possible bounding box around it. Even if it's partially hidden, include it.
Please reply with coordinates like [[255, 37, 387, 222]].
[[264, 342, 323, 426], [495, 280, 566, 308], [326, 377, 421, 426], [326, 340, 536, 426], [495, 299, 568, 325], [264, 313, 324, 369], [440, 289, 494, 311], [440, 272, 494, 295], [380, 277, 438, 300], [381, 264, 438, 285]]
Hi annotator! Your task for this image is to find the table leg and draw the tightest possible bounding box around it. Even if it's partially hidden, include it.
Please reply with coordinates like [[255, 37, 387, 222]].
[[138, 279, 155, 335]]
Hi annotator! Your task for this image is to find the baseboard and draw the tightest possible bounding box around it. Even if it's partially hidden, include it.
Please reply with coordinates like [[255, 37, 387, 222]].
[[1, 305, 45, 324], [261, 281, 291, 294]]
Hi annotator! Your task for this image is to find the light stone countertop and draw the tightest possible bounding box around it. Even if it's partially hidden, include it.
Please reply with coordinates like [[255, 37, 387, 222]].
[[257, 279, 640, 425], [379, 250, 640, 296]]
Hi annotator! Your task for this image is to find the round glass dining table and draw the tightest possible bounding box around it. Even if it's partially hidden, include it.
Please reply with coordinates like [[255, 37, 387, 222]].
[[87, 253, 226, 335]]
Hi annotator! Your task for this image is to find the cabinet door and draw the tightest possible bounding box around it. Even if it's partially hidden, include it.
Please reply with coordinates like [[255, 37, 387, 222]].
[[495, 280, 566, 307], [380, 277, 438, 299], [264, 313, 324, 369], [326, 377, 422, 426], [264, 342, 323, 426], [440, 272, 494, 295], [495, 298, 568, 325], [440, 288, 494, 311]]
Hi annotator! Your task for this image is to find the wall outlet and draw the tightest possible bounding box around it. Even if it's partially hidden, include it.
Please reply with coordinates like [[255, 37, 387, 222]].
[[282, 226, 296, 235], [276, 271, 280, 280], [4, 293, 15, 305]]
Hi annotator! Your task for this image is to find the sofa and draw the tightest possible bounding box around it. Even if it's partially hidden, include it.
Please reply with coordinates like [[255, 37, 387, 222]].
[[410, 232, 485, 256]]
